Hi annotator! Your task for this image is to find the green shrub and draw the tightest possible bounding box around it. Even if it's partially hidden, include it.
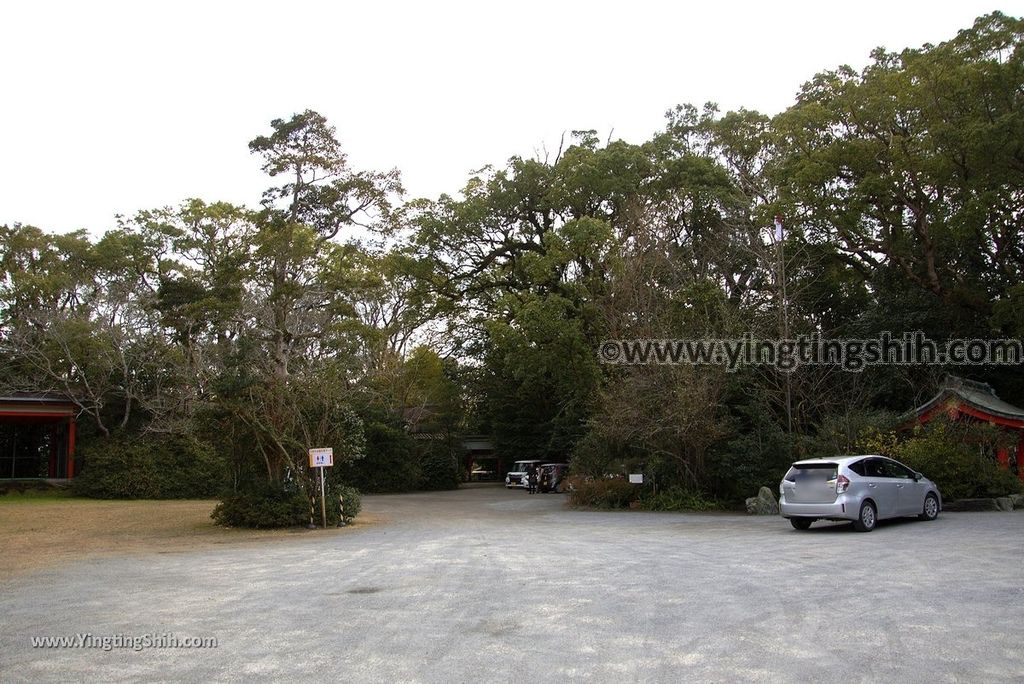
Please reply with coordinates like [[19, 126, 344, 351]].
[[569, 429, 626, 479], [73, 434, 225, 499], [706, 402, 794, 503], [892, 423, 1024, 500], [638, 487, 721, 512], [212, 485, 310, 528], [567, 477, 638, 509], [339, 421, 422, 493], [418, 447, 460, 491], [335, 420, 459, 493], [335, 483, 362, 522], [212, 481, 363, 528]]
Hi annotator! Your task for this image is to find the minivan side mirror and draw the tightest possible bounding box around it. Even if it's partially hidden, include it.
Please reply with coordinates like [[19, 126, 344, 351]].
[[913, 472, 922, 481]]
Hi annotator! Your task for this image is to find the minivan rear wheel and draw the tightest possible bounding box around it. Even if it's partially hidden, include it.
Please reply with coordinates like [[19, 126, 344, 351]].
[[853, 500, 877, 532], [919, 493, 939, 521], [790, 518, 813, 530]]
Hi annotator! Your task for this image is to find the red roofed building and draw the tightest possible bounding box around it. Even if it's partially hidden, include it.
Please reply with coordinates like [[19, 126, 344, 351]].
[[0, 394, 78, 480], [908, 376, 1024, 483]]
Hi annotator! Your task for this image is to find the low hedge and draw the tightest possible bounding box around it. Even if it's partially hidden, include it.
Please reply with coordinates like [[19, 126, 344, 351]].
[[894, 441, 1023, 501], [211, 486, 308, 528], [73, 434, 225, 499], [638, 487, 721, 511], [339, 421, 422, 493], [212, 483, 362, 528], [566, 477, 638, 509], [419, 448, 460, 491], [567, 477, 723, 511]]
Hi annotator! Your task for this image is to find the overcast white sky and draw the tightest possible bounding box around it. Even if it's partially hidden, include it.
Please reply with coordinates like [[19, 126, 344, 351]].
[[0, 1, 1013, 234]]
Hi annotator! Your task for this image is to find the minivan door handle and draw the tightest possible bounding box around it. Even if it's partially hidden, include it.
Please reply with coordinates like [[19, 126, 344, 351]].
[[867, 483, 877, 488]]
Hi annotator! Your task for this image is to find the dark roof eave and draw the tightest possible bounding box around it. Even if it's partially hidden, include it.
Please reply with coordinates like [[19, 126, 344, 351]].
[[908, 389, 1024, 423], [0, 395, 77, 406]]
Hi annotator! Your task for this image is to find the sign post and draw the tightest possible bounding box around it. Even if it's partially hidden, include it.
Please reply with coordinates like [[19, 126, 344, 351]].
[[308, 448, 334, 528]]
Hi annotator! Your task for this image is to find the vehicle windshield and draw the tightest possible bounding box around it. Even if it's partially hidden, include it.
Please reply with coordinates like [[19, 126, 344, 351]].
[[512, 462, 537, 472], [785, 463, 838, 482]]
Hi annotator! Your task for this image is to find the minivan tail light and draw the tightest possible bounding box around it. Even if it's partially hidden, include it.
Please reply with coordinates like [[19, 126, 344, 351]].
[[835, 474, 850, 494]]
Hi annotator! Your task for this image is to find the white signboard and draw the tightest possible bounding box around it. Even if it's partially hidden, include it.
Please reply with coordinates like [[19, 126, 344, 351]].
[[628, 473, 644, 484], [309, 448, 334, 468]]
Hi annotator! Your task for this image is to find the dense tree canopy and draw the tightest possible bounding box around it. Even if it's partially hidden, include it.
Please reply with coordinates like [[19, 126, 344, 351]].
[[1, 13, 1021, 511]]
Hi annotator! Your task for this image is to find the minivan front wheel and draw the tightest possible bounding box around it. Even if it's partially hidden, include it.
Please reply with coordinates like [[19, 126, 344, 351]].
[[853, 501, 877, 532], [919, 493, 939, 521], [790, 518, 813, 530]]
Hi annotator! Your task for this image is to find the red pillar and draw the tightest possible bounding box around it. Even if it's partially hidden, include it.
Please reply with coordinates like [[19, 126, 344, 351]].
[[48, 424, 57, 478], [1019, 434, 1024, 484], [66, 418, 76, 479], [997, 447, 1010, 469]]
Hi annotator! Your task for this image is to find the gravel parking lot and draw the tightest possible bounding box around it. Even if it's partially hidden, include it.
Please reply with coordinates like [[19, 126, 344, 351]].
[[2, 485, 1023, 682]]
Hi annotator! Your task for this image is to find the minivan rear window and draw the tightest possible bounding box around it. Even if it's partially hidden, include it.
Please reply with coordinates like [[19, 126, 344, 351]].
[[784, 463, 838, 482]]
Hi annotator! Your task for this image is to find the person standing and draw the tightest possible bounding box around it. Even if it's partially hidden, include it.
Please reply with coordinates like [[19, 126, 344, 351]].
[[539, 466, 550, 493]]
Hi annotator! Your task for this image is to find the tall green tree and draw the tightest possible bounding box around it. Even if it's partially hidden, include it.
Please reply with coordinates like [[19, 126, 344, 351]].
[[248, 110, 402, 379]]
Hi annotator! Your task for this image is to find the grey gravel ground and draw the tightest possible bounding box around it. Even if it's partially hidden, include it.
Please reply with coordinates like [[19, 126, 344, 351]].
[[2, 485, 1023, 683]]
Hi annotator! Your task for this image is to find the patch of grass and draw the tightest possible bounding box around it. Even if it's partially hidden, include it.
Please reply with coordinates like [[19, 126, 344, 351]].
[[0, 487, 75, 503], [0, 498, 380, 579]]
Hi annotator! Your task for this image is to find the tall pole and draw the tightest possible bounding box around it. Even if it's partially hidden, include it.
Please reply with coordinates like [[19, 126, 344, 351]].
[[319, 466, 327, 529], [776, 215, 793, 444]]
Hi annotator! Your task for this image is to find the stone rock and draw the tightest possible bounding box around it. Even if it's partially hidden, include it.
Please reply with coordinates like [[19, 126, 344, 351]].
[[1009, 494, 1024, 510], [995, 497, 1015, 512], [943, 498, 1000, 512], [746, 486, 779, 515]]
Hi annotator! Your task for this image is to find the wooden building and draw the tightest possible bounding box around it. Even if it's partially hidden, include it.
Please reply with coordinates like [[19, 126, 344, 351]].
[[908, 376, 1024, 483], [0, 394, 78, 480]]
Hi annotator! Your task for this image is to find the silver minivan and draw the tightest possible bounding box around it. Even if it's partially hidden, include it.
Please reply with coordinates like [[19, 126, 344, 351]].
[[779, 455, 942, 532]]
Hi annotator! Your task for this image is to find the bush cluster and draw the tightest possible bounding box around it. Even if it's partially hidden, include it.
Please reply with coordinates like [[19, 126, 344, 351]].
[[566, 477, 638, 509], [418, 447, 460, 491], [892, 428, 1023, 501], [336, 483, 362, 520], [703, 400, 798, 502], [338, 422, 460, 493], [73, 434, 225, 499], [211, 482, 362, 528], [638, 487, 721, 512], [339, 421, 421, 493], [567, 477, 722, 511], [211, 486, 309, 528]]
